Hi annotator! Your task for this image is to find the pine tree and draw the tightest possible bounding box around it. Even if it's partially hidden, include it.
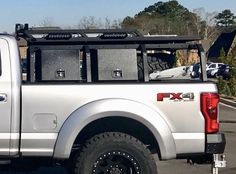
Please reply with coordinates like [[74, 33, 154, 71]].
[[217, 48, 236, 97]]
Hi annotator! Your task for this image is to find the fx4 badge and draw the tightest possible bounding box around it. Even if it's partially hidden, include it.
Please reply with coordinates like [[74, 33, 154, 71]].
[[157, 93, 194, 101]]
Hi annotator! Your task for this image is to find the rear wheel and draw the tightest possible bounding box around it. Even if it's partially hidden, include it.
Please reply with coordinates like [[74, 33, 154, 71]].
[[73, 132, 157, 174]]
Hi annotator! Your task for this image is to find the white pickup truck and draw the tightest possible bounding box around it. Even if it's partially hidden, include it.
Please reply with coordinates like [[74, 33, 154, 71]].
[[0, 24, 226, 174]]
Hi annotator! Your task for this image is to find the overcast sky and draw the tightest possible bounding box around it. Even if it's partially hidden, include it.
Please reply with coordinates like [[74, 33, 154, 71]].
[[0, 0, 236, 32]]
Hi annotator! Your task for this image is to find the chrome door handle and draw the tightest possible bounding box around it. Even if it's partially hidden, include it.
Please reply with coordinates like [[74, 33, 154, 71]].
[[0, 94, 7, 102]]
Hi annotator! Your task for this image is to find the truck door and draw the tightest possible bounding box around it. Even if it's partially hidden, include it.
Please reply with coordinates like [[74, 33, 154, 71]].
[[0, 38, 12, 156]]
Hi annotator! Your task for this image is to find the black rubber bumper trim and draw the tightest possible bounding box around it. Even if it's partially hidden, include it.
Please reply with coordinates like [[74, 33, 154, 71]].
[[206, 133, 226, 154]]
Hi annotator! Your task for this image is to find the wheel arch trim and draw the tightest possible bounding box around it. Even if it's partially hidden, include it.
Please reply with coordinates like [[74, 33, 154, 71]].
[[53, 99, 176, 159]]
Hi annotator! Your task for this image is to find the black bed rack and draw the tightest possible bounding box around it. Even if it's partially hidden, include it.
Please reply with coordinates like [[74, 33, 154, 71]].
[[15, 24, 201, 48], [16, 24, 207, 82]]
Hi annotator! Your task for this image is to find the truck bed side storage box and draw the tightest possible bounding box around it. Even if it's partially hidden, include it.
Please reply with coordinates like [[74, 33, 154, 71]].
[[35, 49, 81, 81], [91, 49, 138, 81]]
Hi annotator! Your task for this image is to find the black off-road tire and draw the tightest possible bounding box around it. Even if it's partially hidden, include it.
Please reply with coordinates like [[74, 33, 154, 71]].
[[137, 54, 175, 80], [73, 132, 157, 174], [148, 53, 176, 72]]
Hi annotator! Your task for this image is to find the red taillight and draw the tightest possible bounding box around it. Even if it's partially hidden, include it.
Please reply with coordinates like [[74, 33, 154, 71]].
[[201, 93, 219, 133]]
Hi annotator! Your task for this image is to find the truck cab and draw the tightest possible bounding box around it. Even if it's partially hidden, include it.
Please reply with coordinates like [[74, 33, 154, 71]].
[[0, 35, 21, 157]]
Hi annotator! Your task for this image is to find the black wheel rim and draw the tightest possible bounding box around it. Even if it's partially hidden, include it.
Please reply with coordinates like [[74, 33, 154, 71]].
[[92, 150, 141, 174]]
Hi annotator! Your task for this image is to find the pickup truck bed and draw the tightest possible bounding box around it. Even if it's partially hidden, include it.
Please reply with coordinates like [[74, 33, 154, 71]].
[[20, 83, 215, 158]]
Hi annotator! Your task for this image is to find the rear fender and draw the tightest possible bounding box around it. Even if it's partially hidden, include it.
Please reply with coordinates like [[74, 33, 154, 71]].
[[53, 99, 176, 159]]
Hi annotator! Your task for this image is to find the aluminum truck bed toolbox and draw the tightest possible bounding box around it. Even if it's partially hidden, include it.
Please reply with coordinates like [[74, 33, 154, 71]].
[[91, 49, 138, 81]]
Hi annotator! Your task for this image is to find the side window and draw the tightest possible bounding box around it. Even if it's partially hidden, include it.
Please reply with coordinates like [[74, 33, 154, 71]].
[[209, 64, 216, 68], [212, 64, 216, 68]]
